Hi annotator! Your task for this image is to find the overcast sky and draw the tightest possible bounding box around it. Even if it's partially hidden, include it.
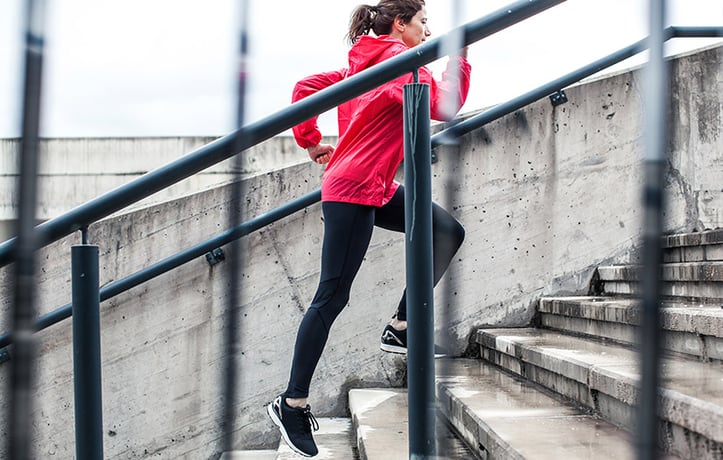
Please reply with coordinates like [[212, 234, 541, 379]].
[[0, 0, 721, 138]]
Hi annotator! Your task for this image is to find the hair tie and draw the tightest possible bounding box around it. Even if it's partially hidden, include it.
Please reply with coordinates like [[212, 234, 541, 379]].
[[366, 5, 378, 29]]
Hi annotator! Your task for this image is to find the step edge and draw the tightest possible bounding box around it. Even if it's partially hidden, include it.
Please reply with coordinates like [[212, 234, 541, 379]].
[[475, 329, 723, 443]]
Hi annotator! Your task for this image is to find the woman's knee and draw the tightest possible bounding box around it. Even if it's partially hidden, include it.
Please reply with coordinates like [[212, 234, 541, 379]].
[[309, 277, 350, 328], [434, 211, 465, 248]]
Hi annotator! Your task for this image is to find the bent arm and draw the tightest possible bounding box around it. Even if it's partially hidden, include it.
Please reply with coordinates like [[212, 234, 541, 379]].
[[291, 70, 346, 149], [426, 56, 472, 122]]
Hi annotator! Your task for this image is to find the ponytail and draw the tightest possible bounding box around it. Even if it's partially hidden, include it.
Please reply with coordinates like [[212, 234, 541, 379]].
[[346, 5, 377, 45], [346, 0, 425, 46]]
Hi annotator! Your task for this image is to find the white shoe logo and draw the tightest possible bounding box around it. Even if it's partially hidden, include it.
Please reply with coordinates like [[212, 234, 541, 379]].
[[382, 330, 404, 346]]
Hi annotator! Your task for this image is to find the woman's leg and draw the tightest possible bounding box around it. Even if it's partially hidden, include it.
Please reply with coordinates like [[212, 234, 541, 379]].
[[284, 201, 375, 399], [374, 186, 465, 322]]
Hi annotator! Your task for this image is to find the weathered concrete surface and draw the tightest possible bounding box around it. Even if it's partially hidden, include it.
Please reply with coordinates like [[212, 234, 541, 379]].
[[597, 261, 723, 301], [347, 388, 474, 459], [0, 135, 327, 241], [436, 359, 655, 460], [538, 297, 723, 360], [0, 44, 720, 456], [668, 45, 723, 230], [663, 228, 723, 263], [348, 389, 406, 459], [477, 328, 723, 458]]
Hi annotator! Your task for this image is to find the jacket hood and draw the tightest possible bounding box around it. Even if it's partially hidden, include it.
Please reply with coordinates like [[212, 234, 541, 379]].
[[348, 35, 407, 74]]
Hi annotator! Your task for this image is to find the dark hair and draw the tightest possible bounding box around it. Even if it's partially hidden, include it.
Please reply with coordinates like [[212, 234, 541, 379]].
[[346, 0, 425, 45]]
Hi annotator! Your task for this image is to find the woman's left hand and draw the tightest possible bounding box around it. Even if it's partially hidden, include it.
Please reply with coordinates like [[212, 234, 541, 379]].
[[308, 143, 335, 165]]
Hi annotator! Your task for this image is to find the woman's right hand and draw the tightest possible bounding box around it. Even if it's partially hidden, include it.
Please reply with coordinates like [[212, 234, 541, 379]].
[[308, 143, 334, 165]]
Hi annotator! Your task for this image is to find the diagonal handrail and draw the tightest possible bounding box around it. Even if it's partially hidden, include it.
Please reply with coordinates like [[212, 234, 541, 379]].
[[0, 25, 720, 351], [0, 0, 566, 268], [672, 25, 723, 38], [434, 26, 723, 143], [0, 190, 320, 349]]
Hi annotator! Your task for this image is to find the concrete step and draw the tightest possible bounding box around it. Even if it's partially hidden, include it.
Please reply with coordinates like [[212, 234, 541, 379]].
[[662, 229, 723, 263], [476, 328, 723, 459], [222, 418, 356, 459], [348, 388, 477, 460], [434, 358, 679, 460], [538, 296, 723, 361], [220, 450, 277, 459], [597, 261, 723, 302], [276, 417, 357, 459]]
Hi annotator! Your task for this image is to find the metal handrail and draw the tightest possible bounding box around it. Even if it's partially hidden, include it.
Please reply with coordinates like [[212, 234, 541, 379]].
[[0, 0, 566, 268], [0, 25, 719, 350], [673, 25, 723, 38], [434, 26, 723, 144], [0, 190, 320, 349]]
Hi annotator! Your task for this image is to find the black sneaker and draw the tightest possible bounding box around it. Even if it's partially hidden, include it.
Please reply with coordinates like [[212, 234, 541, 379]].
[[267, 395, 319, 457], [380, 325, 447, 358], [380, 324, 407, 354]]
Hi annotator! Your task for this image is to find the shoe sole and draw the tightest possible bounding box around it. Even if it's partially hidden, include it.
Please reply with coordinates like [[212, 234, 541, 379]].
[[380, 342, 407, 354], [266, 401, 315, 458], [380, 343, 447, 359]]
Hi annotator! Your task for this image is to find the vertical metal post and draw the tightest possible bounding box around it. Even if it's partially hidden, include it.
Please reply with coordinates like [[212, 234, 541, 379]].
[[221, 0, 249, 451], [404, 81, 435, 459], [72, 244, 104, 460], [8, 1, 47, 458], [637, 1, 668, 459]]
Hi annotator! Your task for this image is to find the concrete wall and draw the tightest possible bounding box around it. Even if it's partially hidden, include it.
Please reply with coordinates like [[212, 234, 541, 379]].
[[0, 135, 326, 241], [0, 44, 720, 458], [668, 45, 723, 228]]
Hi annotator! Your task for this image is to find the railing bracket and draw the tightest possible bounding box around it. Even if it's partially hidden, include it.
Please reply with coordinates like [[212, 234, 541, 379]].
[[205, 248, 226, 266], [0, 347, 11, 364], [549, 89, 568, 106]]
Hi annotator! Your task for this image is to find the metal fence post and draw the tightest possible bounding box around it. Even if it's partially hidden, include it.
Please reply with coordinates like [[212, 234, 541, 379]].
[[404, 80, 435, 459], [71, 244, 104, 460], [8, 0, 48, 457], [637, 1, 668, 459]]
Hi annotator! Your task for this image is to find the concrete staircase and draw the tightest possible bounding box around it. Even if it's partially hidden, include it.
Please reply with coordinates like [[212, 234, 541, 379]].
[[444, 228, 723, 459], [230, 229, 722, 459], [224, 393, 474, 459]]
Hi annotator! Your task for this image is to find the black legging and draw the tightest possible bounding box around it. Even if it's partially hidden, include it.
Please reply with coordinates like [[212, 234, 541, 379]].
[[284, 186, 464, 398]]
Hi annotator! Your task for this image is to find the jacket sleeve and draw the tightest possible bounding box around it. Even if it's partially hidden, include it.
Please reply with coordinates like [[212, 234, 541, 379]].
[[422, 56, 472, 122], [291, 70, 346, 149]]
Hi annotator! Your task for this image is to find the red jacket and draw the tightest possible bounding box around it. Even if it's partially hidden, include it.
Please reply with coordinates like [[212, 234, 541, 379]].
[[292, 35, 471, 207]]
